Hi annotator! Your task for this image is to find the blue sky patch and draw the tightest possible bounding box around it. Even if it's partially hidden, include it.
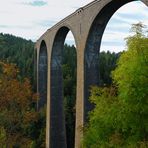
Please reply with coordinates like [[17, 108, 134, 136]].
[[0, 25, 8, 28], [37, 20, 56, 27], [26, 1, 47, 6]]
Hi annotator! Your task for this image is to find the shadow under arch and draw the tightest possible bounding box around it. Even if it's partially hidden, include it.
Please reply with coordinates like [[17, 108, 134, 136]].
[[38, 40, 48, 110], [84, 0, 147, 122], [34, 48, 37, 92], [50, 26, 77, 148]]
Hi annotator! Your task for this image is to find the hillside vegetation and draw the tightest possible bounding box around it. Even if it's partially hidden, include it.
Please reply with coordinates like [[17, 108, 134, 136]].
[[0, 33, 34, 82], [0, 33, 119, 147]]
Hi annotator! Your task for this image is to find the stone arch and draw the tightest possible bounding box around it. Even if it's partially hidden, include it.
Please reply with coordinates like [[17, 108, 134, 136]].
[[50, 26, 77, 148], [38, 40, 48, 110], [84, 0, 147, 121]]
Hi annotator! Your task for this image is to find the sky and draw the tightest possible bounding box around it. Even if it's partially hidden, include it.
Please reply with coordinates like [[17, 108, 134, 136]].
[[0, 0, 147, 52]]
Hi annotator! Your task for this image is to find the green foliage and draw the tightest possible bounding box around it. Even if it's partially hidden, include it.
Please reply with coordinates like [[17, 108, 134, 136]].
[[0, 33, 34, 84], [99, 51, 120, 85], [113, 22, 148, 106], [0, 127, 6, 148], [83, 22, 148, 148], [112, 22, 148, 145], [83, 86, 122, 148]]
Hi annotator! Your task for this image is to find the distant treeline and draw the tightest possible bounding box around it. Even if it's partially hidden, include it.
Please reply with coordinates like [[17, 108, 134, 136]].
[[0, 33, 34, 83], [0, 33, 120, 87]]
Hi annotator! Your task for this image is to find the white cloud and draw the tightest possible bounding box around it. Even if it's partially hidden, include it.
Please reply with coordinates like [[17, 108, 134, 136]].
[[116, 1, 148, 16], [100, 1, 148, 52], [0, 0, 147, 52], [0, 0, 93, 39]]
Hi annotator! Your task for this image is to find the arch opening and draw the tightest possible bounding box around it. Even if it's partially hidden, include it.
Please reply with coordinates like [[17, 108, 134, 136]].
[[38, 40, 48, 110], [84, 0, 147, 122], [50, 27, 77, 148]]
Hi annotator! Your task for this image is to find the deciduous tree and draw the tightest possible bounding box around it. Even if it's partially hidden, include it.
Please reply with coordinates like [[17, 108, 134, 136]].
[[83, 22, 148, 148]]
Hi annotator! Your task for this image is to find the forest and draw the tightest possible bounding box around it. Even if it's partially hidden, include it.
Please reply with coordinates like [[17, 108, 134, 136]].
[[0, 22, 147, 147]]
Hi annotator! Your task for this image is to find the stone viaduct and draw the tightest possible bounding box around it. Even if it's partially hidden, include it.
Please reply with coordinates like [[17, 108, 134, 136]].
[[35, 0, 148, 147]]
